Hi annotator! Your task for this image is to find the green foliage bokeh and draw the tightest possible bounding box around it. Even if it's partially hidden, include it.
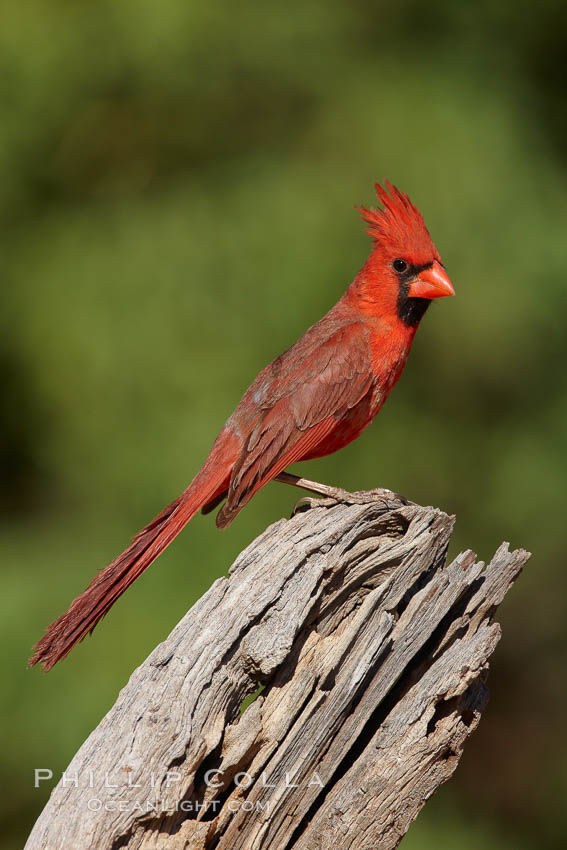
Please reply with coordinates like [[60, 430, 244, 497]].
[[2, 2, 566, 847]]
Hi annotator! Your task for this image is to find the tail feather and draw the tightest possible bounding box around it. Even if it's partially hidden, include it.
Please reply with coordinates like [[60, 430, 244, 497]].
[[29, 450, 235, 670]]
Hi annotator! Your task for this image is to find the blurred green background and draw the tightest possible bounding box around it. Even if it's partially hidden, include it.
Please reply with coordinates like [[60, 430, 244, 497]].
[[2, 1, 566, 847]]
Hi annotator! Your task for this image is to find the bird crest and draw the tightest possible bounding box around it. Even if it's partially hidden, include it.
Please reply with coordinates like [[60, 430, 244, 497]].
[[356, 181, 439, 263]]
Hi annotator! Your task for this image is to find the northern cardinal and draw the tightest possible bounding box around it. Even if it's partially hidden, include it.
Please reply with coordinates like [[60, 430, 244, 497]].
[[30, 182, 454, 670]]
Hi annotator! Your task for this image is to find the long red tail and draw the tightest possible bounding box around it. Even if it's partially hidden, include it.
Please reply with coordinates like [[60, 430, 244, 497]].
[[29, 433, 238, 670]]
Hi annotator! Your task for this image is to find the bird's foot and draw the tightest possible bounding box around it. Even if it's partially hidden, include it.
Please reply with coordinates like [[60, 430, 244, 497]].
[[290, 489, 408, 517], [345, 487, 410, 506], [276, 472, 410, 516]]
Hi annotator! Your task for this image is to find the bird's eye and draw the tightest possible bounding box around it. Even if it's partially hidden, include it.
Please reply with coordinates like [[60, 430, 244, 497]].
[[393, 259, 408, 273]]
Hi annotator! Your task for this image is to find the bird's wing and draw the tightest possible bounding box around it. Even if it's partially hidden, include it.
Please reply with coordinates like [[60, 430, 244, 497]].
[[216, 321, 374, 527]]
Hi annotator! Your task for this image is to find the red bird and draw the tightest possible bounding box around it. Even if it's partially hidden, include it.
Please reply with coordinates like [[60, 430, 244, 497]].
[[30, 182, 454, 670]]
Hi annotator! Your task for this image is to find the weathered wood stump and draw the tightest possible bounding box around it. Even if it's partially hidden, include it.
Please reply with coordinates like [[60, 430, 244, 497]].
[[26, 492, 529, 850]]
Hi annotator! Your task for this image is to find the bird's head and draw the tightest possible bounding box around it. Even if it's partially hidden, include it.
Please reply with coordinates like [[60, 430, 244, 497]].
[[354, 182, 454, 327]]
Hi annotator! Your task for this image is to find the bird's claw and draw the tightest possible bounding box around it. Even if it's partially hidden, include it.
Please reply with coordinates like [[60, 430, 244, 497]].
[[327, 488, 409, 508], [352, 487, 410, 506], [291, 496, 335, 516]]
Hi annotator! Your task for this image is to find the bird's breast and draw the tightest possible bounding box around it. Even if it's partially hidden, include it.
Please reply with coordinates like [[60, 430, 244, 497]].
[[369, 320, 415, 394]]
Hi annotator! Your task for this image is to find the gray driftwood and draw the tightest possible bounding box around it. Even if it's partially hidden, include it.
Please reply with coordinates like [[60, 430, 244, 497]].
[[26, 492, 529, 850]]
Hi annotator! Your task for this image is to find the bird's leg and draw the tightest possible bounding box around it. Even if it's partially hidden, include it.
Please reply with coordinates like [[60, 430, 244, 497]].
[[274, 471, 409, 513], [274, 471, 352, 501]]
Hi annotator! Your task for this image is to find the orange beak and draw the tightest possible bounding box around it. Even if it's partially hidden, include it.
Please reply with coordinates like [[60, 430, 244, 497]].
[[408, 260, 455, 300]]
